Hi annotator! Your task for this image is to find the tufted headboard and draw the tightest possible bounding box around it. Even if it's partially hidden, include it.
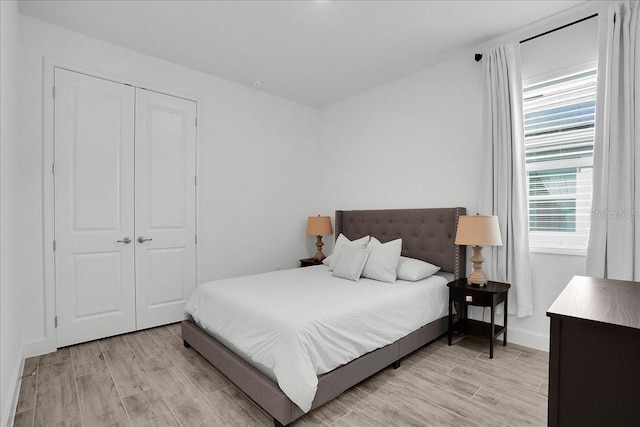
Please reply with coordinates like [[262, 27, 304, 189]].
[[334, 208, 466, 279]]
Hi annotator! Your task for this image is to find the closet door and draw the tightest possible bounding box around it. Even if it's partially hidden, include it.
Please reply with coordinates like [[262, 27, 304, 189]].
[[134, 89, 197, 330], [54, 68, 136, 347]]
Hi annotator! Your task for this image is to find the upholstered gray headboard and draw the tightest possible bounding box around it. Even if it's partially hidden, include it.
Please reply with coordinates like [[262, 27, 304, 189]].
[[335, 208, 466, 279]]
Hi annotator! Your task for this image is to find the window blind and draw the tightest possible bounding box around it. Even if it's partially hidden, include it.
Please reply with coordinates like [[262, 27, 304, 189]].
[[523, 68, 596, 253]]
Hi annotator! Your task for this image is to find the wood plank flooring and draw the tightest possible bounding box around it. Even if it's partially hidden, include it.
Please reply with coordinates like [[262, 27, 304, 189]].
[[13, 324, 548, 426]]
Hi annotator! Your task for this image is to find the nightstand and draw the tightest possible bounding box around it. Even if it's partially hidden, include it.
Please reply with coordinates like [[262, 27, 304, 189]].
[[300, 258, 323, 267], [447, 278, 510, 359]]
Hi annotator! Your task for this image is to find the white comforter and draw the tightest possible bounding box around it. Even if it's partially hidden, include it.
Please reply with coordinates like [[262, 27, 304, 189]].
[[184, 265, 448, 412]]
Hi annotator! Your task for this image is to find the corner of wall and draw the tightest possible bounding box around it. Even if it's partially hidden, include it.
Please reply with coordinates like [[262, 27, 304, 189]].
[[2, 346, 25, 427], [1, 1, 28, 425]]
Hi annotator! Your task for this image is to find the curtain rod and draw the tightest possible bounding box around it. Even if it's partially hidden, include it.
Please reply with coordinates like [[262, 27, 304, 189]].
[[474, 13, 598, 62]]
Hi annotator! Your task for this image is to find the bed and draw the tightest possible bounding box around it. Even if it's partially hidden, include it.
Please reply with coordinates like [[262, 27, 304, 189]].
[[182, 207, 466, 426]]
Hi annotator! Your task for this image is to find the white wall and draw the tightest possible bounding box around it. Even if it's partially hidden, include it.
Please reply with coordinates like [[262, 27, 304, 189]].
[[512, 253, 586, 349], [17, 14, 321, 355], [521, 15, 599, 81], [319, 53, 484, 213], [1, 2, 25, 425]]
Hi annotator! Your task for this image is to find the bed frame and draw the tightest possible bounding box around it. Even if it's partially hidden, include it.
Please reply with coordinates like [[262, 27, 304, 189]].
[[182, 207, 466, 426]]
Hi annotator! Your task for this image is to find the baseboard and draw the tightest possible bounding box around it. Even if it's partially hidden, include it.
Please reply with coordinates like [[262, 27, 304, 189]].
[[22, 336, 55, 359], [507, 327, 550, 352], [3, 338, 56, 426], [2, 347, 25, 427]]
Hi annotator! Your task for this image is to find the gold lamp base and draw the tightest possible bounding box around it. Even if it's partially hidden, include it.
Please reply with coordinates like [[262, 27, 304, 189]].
[[313, 235, 326, 261], [467, 245, 488, 287]]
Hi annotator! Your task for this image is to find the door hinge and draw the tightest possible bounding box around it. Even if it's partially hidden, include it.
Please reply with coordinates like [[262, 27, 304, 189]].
[[195, 235, 198, 244], [52, 86, 56, 99], [195, 117, 198, 127], [52, 163, 55, 175], [53, 240, 56, 251], [54, 316, 58, 328]]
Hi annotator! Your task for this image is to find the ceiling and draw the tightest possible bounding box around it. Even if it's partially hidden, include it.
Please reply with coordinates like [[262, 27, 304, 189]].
[[19, 0, 587, 107]]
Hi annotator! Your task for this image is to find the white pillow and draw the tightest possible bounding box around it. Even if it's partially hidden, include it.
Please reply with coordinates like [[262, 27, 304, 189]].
[[322, 255, 331, 266], [329, 234, 370, 271], [396, 256, 441, 281], [362, 237, 402, 283], [332, 245, 370, 282]]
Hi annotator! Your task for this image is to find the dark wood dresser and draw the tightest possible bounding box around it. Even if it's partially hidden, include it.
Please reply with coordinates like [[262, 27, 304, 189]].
[[547, 276, 640, 427]]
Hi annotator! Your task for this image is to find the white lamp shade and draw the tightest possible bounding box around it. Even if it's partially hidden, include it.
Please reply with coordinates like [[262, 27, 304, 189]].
[[455, 215, 503, 246]]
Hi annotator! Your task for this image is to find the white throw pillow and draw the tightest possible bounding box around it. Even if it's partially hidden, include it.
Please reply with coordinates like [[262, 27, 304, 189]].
[[329, 234, 370, 271], [396, 256, 441, 281], [322, 255, 331, 266], [362, 238, 402, 283], [332, 245, 370, 282]]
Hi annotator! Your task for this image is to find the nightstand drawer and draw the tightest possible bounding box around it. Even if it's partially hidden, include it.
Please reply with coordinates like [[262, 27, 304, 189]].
[[450, 288, 494, 306]]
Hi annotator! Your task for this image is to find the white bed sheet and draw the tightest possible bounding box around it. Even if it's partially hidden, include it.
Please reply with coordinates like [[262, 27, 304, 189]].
[[184, 265, 448, 412]]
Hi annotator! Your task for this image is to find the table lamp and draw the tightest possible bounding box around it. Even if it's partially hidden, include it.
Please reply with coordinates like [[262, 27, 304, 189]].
[[306, 216, 333, 261], [455, 215, 503, 286]]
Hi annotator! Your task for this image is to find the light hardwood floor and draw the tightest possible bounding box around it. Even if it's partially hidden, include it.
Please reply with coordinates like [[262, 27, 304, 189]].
[[12, 323, 548, 426]]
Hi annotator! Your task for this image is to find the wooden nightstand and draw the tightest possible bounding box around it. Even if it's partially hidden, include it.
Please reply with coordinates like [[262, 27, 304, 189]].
[[300, 258, 323, 267], [447, 278, 510, 359]]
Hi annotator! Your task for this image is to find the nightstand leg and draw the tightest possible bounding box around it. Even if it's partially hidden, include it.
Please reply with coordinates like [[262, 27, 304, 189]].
[[448, 290, 453, 346], [503, 294, 508, 346], [490, 303, 495, 359]]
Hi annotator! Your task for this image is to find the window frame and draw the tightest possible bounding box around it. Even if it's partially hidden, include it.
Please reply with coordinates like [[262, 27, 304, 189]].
[[522, 60, 598, 256]]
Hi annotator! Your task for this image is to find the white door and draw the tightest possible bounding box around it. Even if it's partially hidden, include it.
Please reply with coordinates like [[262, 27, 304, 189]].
[[134, 89, 197, 330], [54, 68, 136, 347]]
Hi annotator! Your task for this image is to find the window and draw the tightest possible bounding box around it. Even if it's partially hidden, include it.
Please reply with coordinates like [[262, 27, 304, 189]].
[[523, 67, 597, 254]]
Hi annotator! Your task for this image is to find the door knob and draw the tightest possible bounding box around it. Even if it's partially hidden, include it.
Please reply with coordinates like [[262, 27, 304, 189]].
[[117, 237, 131, 244], [137, 236, 153, 243]]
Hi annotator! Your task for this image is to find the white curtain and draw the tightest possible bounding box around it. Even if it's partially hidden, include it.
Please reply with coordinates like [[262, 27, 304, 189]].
[[479, 44, 533, 317], [586, 1, 640, 280]]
